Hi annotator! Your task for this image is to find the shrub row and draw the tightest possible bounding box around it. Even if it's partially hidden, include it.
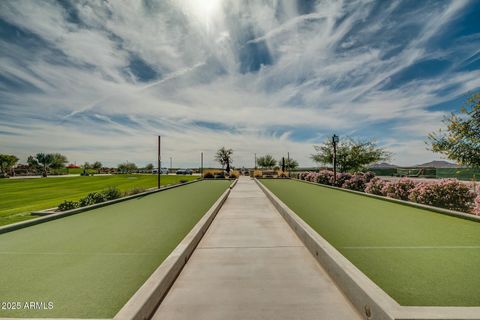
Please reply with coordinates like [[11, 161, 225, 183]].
[[298, 171, 478, 214], [58, 187, 132, 211]]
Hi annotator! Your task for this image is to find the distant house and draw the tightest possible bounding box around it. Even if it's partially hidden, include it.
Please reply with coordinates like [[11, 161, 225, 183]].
[[66, 163, 80, 169]]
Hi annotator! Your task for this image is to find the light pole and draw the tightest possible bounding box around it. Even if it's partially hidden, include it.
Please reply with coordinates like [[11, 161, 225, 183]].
[[254, 153, 257, 170], [332, 134, 339, 184], [201, 152, 204, 176], [157, 135, 161, 189], [287, 152, 290, 177]]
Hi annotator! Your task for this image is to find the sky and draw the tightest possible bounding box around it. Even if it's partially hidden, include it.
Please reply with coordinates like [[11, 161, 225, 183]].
[[0, 0, 479, 168]]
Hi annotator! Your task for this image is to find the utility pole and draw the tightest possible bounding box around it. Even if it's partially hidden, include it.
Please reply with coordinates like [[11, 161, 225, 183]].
[[157, 135, 161, 189], [332, 134, 339, 184]]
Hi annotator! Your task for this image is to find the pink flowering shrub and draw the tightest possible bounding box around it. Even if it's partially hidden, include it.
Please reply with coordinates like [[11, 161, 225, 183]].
[[298, 172, 309, 180], [363, 171, 376, 183], [473, 195, 480, 215], [409, 179, 476, 213], [342, 173, 367, 192], [316, 170, 334, 185], [382, 178, 416, 201], [305, 172, 319, 182], [332, 172, 352, 187], [365, 177, 387, 196]]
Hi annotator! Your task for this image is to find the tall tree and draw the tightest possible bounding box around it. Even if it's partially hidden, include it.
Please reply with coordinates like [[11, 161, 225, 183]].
[[82, 162, 91, 175], [311, 137, 390, 172], [145, 163, 154, 171], [50, 154, 68, 170], [0, 154, 19, 177], [118, 162, 137, 173], [215, 147, 233, 173], [428, 93, 480, 167], [284, 158, 299, 170], [257, 154, 277, 169], [92, 161, 102, 173], [35, 153, 67, 177]]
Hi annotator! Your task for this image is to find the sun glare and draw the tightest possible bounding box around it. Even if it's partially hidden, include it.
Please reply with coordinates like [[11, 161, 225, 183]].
[[180, 0, 223, 30]]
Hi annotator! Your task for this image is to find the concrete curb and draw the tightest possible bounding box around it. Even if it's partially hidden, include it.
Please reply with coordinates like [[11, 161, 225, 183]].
[[256, 179, 480, 320], [293, 178, 480, 223], [113, 179, 235, 320], [0, 179, 201, 235]]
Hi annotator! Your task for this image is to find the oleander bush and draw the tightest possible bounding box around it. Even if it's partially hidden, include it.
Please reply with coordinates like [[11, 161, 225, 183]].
[[316, 170, 334, 185], [342, 172, 367, 192], [365, 177, 387, 196], [296, 171, 478, 215], [332, 172, 352, 187], [364, 171, 376, 183], [381, 178, 416, 201], [473, 195, 480, 215], [305, 172, 319, 182], [409, 179, 476, 212], [299, 172, 309, 180]]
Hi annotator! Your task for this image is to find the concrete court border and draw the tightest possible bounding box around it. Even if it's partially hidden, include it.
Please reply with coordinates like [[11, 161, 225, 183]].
[[1, 178, 212, 235], [256, 178, 480, 320], [0, 179, 237, 320]]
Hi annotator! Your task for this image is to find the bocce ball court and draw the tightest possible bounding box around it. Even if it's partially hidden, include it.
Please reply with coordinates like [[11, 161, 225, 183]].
[[259, 178, 480, 307], [0, 180, 231, 318]]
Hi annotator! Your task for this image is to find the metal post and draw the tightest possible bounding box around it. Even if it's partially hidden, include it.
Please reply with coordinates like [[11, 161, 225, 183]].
[[157, 135, 161, 189], [254, 153, 257, 170], [201, 152, 204, 176], [332, 134, 338, 184], [287, 152, 290, 177]]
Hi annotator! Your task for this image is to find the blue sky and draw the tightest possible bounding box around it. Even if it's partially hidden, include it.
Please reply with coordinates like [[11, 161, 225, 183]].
[[0, 0, 479, 168]]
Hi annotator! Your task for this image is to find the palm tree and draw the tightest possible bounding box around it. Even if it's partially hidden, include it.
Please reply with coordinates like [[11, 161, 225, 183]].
[[35, 153, 53, 177], [215, 147, 233, 174]]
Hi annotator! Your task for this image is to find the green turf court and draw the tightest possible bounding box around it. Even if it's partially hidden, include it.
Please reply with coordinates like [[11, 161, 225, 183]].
[[0, 174, 197, 226], [0, 180, 230, 318], [260, 179, 480, 307]]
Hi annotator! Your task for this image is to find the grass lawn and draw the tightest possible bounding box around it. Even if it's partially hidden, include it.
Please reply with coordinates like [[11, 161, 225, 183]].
[[0, 174, 197, 226], [0, 180, 230, 318], [260, 179, 480, 307]]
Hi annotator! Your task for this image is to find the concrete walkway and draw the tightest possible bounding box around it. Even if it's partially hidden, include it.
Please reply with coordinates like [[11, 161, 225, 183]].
[[152, 177, 361, 320]]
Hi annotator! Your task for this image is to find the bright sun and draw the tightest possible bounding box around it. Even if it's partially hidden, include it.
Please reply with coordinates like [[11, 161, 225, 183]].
[[180, 0, 223, 30]]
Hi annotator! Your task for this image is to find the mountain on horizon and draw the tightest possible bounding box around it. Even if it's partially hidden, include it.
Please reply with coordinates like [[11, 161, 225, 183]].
[[416, 160, 458, 168], [369, 162, 399, 168]]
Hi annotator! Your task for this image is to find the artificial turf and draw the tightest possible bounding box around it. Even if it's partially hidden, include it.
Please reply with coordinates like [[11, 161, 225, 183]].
[[0, 180, 230, 318], [0, 174, 197, 226], [260, 179, 480, 307]]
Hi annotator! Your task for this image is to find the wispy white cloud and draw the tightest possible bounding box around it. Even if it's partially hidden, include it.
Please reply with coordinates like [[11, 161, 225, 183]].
[[0, 0, 478, 167]]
